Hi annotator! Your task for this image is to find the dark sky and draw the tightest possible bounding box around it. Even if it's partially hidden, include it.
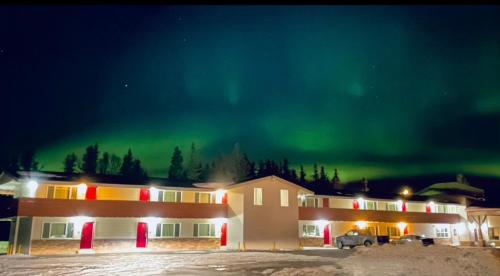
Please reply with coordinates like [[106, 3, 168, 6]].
[[1, 6, 500, 181]]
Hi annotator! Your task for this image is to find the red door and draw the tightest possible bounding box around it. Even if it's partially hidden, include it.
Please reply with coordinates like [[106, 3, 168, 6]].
[[136, 222, 148, 248], [323, 224, 330, 245], [220, 223, 227, 246], [85, 186, 97, 200], [80, 222, 94, 249], [139, 188, 150, 201]]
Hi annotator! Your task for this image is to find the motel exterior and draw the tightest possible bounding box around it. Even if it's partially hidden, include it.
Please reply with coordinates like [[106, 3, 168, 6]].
[[0, 171, 497, 255]]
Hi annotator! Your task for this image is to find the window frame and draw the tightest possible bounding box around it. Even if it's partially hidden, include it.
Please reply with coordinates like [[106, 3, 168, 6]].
[[47, 186, 78, 200], [193, 223, 216, 238], [364, 200, 377, 210], [195, 192, 213, 204], [41, 222, 75, 239], [435, 226, 450, 238], [302, 224, 320, 237], [280, 189, 289, 207], [254, 188, 263, 206], [155, 223, 181, 238], [158, 190, 182, 203], [386, 202, 398, 211]]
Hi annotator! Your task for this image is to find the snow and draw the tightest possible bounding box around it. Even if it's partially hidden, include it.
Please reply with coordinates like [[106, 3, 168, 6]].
[[0, 244, 499, 275]]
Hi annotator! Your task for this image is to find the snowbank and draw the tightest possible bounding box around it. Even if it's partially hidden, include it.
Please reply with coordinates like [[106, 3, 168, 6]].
[[272, 243, 500, 276]]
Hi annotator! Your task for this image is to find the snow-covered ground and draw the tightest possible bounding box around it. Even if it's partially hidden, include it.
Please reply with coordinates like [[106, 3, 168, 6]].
[[0, 244, 499, 276]]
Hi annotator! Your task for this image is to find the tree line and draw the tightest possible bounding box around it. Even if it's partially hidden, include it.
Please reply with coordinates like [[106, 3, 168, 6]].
[[4, 142, 344, 188]]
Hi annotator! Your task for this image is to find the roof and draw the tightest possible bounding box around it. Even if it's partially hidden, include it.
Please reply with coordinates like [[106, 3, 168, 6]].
[[226, 175, 314, 194]]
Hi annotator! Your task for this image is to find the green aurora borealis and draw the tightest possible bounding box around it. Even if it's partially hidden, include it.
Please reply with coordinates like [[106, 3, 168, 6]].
[[2, 6, 500, 181]]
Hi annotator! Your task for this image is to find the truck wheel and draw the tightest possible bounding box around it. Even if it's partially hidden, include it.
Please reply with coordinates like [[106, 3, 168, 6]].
[[337, 241, 344, 249], [364, 241, 372, 247]]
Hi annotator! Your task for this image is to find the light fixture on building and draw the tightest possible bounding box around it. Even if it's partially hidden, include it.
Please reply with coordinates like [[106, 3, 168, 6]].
[[26, 180, 38, 197], [214, 189, 226, 204], [315, 220, 329, 228], [397, 222, 407, 233], [77, 183, 87, 199], [355, 221, 367, 229], [401, 188, 411, 196]]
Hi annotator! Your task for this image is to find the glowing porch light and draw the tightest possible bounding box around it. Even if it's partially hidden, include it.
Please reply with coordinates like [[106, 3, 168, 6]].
[[70, 216, 91, 235], [26, 180, 38, 197], [214, 189, 226, 204], [355, 221, 367, 229], [143, 217, 161, 230], [77, 183, 87, 199], [397, 222, 407, 234], [402, 188, 410, 196], [357, 197, 365, 210]]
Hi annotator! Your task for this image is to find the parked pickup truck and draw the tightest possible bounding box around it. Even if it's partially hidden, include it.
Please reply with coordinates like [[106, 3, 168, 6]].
[[335, 229, 376, 249]]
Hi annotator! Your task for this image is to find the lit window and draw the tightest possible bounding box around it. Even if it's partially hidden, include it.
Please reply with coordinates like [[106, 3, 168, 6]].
[[365, 200, 377, 210], [158, 190, 181, 203], [302, 224, 320, 237], [42, 222, 74, 239], [193, 223, 216, 237], [435, 226, 450, 238], [386, 202, 398, 211], [303, 197, 321, 208], [488, 227, 500, 240], [195, 192, 212, 204], [436, 204, 447, 213], [280, 189, 289, 207], [47, 186, 77, 200], [155, 223, 180, 238], [254, 188, 263, 205]]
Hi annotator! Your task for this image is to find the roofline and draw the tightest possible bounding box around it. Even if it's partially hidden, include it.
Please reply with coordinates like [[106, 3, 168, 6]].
[[227, 175, 314, 194]]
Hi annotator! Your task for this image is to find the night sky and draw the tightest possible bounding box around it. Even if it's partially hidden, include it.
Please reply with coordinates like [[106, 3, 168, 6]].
[[1, 6, 500, 181]]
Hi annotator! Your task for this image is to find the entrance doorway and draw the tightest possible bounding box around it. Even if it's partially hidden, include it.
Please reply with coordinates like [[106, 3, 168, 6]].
[[136, 222, 148, 248], [80, 222, 94, 249]]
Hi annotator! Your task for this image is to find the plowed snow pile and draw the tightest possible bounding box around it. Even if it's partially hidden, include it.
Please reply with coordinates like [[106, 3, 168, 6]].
[[272, 243, 500, 276]]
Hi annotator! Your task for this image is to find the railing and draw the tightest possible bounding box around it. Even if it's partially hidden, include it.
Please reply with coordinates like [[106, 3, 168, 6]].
[[298, 207, 461, 224], [17, 198, 227, 218]]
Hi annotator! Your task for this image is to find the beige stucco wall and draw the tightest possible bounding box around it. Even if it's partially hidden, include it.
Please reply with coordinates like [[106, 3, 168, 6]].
[[227, 176, 302, 250], [227, 191, 244, 249]]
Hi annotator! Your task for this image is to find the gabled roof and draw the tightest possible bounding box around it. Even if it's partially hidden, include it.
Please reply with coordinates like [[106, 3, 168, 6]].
[[226, 175, 314, 194]]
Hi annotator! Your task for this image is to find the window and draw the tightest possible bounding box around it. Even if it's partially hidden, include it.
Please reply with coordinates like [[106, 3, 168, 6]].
[[365, 200, 377, 210], [42, 222, 74, 239], [435, 226, 450, 238], [254, 188, 263, 205], [158, 190, 181, 203], [155, 223, 180, 238], [447, 205, 457, 214], [346, 230, 359, 236], [47, 186, 77, 199], [488, 227, 500, 240], [280, 189, 289, 207], [193, 223, 216, 237], [435, 204, 447, 213], [386, 202, 398, 211], [195, 192, 212, 204], [388, 226, 400, 237], [302, 224, 320, 237], [302, 197, 321, 208]]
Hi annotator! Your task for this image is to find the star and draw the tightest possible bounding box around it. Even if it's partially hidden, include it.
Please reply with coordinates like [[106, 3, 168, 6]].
[[124, 83, 128, 88]]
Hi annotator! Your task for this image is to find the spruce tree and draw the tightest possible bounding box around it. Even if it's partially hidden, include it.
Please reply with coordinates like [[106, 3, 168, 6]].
[[186, 142, 202, 182], [319, 166, 328, 185], [98, 152, 110, 174], [168, 146, 184, 181], [299, 165, 306, 184], [63, 153, 78, 175], [257, 160, 265, 177], [312, 163, 319, 184], [281, 158, 290, 179], [120, 149, 134, 176], [331, 168, 341, 189], [109, 154, 122, 175], [81, 144, 99, 174]]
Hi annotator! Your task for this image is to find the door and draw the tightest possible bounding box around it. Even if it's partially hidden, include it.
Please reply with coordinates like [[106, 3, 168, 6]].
[[80, 222, 94, 249], [139, 188, 150, 201], [136, 222, 148, 248], [323, 225, 330, 245], [220, 223, 227, 246]]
